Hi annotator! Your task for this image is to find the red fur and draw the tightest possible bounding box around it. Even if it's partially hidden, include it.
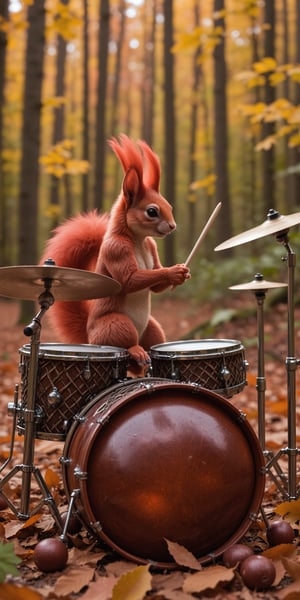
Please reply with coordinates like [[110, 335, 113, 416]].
[[40, 135, 190, 366]]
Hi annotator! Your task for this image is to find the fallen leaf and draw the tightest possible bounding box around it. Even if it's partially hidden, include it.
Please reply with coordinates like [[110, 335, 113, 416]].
[[164, 539, 202, 570], [112, 564, 152, 600], [183, 564, 235, 593], [0, 583, 42, 599], [276, 500, 300, 526], [54, 564, 95, 595], [281, 556, 300, 580], [79, 574, 118, 600]]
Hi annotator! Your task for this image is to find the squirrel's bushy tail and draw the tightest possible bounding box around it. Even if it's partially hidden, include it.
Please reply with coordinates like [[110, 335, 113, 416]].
[[40, 211, 108, 343]]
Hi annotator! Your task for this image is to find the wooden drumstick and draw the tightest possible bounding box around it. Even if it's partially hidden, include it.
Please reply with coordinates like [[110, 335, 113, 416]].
[[184, 202, 222, 267]]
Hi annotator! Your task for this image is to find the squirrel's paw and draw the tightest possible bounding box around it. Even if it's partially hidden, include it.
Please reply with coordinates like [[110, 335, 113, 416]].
[[128, 344, 150, 366]]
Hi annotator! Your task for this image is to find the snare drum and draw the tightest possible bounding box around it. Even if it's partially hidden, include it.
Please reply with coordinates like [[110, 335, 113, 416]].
[[18, 343, 129, 441], [150, 339, 248, 397]]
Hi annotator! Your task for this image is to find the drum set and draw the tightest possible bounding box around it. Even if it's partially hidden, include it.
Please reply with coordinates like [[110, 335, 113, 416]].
[[0, 207, 298, 568]]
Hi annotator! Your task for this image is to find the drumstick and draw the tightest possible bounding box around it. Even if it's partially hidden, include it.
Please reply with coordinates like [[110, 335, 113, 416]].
[[184, 202, 222, 267]]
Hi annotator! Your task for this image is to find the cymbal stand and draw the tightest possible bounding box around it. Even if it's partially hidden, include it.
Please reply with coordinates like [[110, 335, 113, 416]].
[[251, 278, 288, 497], [264, 231, 299, 500], [0, 280, 63, 527]]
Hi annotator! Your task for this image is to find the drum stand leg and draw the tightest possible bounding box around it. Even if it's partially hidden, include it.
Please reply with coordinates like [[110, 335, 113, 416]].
[[0, 286, 63, 528], [264, 233, 300, 500]]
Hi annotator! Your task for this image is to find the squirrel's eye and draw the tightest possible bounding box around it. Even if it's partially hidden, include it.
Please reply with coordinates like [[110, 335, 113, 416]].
[[146, 206, 159, 218]]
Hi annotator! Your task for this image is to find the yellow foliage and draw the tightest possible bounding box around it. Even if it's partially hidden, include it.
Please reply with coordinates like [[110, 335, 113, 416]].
[[253, 56, 277, 73], [288, 132, 300, 147], [48, 1, 83, 42], [255, 135, 276, 151], [288, 66, 300, 83], [112, 565, 152, 600], [190, 174, 216, 196], [43, 96, 66, 109], [288, 106, 300, 123], [40, 139, 90, 179], [45, 204, 62, 220], [269, 71, 286, 86]]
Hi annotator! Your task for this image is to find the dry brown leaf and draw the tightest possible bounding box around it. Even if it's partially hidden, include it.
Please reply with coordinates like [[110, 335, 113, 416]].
[[68, 546, 107, 566], [164, 539, 202, 570], [54, 564, 96, 595], [0, 583, 42, 599], [152, 571, 185, 592], [78, 574, 118, 600], [4, 514, 42, 538], [105, 560, 139, 577], [277, 581, 300, 599], [263, 543, 297, 560], [183, 564, 235, 593], [281, 556, 300, 580], [112, 564, 152, 600]]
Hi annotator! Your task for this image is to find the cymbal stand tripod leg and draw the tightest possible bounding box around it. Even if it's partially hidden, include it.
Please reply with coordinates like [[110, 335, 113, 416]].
[[264, 234, 299, 500], [0, 285, 63, 527]]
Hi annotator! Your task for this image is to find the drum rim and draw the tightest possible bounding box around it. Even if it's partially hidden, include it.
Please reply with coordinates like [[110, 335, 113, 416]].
[[19, 342, 129, 360], [150, 338, 244, 359], [62, 378, 265, 568]]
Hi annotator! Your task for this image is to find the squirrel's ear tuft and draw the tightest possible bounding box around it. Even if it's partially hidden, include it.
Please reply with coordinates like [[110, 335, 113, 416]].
[[138, 140, 160, 192], [123, 167, 145, 206]]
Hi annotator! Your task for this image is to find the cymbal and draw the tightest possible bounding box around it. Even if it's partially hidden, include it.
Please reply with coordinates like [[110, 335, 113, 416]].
[[215, 209, 300, 251], [229, 273, 287, 292], [0, 264, 121, 301]]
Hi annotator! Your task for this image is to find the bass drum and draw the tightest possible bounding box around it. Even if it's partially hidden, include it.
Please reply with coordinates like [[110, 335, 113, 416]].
[[61, 378, 265, 568]]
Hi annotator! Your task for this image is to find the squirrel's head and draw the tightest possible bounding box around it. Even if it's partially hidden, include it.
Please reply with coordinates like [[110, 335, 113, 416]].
[[108, 134, 176, 239]]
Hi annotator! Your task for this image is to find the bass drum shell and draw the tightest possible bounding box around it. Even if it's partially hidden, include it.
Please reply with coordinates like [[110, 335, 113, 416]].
[[61, 378, 265, 568]]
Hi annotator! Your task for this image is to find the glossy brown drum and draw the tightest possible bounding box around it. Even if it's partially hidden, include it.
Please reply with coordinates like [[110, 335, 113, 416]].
[[61, 378, 265, 567], [150, 339, 248, 398], [18, 343, 129, 441]]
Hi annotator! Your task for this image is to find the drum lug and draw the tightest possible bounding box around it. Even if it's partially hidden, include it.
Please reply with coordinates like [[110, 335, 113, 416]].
[[90, 520, 103, 533], [83, 361, 91, 380], [74, 465, 87, 480], [59, 455, 71, 466], [243, 359, 249, 371], [220, 366, 230, 381], [238, 410, 247, 422], [48, 387, 63, 407]]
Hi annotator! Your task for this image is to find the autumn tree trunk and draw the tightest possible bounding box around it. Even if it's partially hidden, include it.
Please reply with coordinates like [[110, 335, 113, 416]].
[[163, 0, 176, 265], [94, 0, 110, 210], [187, 0, 201, 246], [261, 0, 276, 215], [141, 0, 156, 146], [49, 3, 67, 225], [18, 0, 45, 319], [18, 0, 45, 265], [0, 0, 8, 265], [81, 0, 90, 212], [213, 0, 232, 246]]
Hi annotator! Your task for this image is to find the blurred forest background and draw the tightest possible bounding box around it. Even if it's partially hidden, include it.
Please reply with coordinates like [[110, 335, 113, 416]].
[[0, 0, 300, 304]]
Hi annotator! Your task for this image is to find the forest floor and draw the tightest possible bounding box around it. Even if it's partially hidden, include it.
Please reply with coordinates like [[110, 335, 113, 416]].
[[0, 294, 300, 599]]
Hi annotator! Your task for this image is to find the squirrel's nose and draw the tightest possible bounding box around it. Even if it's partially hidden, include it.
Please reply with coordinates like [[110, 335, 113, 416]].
[[169, 221, 176, 231]]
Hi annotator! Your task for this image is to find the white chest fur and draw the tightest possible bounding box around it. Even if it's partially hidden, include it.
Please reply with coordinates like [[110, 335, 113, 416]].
[[123, 242, 154, 338]]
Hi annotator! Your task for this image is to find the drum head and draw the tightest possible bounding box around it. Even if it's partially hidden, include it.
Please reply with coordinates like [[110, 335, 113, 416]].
[[63, 380, 265, 567], [150, 339, 243, 358]]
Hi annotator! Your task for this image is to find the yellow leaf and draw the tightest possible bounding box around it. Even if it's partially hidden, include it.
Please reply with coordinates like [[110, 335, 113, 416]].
[[276, 499, 300, 526], [112, 565, 152, 600], [254, 57, 277, 73], [288, 133, 300, 147], [269, 72, 286, 86], [288, 107, 300, 123]]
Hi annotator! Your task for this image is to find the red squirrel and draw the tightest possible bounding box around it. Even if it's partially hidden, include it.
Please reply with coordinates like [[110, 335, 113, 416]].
[[40, 134, 190, 369]]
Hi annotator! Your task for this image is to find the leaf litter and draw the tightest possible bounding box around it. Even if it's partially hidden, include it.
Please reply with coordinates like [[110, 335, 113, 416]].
[[0, 297, 300, 599]]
